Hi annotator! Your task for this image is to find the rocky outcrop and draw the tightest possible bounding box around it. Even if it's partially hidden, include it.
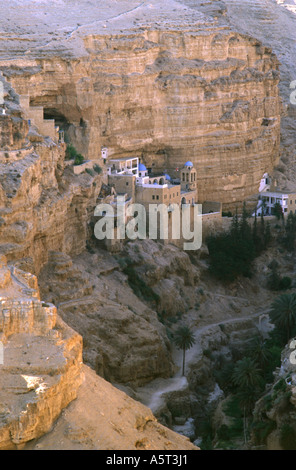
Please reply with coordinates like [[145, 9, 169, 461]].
[[0, 75, 102, 272], [25, 364, 198, 450], [0, 255, 83, 450], [121, 239, 200, 317], [0, 253, 197, 450], [251, 342, 296, 450], [37, 249, 175, 387]]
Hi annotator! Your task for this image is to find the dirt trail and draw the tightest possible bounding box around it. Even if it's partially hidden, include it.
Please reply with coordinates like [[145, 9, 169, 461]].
[[135, 309, 271, 414]]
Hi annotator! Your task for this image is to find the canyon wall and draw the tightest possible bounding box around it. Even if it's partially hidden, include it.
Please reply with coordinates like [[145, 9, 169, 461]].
[[0, 77, 102, 273], [0, 0, 284, 449], [0, 255, 84, 449], [2, 27, 281, 210]]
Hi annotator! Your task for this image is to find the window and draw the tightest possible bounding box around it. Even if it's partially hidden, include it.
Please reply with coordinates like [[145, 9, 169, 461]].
[[152, 195, 155, 200], [156, 195, 159, 200], [126, 182, 129, 186]]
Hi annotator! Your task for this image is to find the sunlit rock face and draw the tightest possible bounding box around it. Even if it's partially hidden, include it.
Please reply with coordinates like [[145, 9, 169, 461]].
[[0, 255, 83, 450], [0, 0, 281, 210]]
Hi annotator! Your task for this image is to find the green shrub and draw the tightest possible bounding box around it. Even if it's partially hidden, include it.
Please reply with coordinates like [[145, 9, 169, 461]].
[[279, 276, 292, 290], [123, 265, 160, 305], [93, 164, 102, 174], [217, 424, 231, 440], [74, 153, 84, 165], [203, 349, 212, 359], [274, 378, 287, 393], [252, 421, 276, 445], [262, 394, 273, 412], [65, 144, 78, 160], [280, 424, 296, 450], [222, 211, 233, 217]]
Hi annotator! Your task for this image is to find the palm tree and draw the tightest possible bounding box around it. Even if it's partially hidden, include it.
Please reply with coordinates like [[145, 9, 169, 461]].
[[246, 335, 272, 370], [231, 357, 264, 447], [231, 357, 263, 390], [173, 325, 196, 376], [269, 293, 296, 344]]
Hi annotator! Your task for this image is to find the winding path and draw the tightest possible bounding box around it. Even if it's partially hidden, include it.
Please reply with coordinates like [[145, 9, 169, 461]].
[[135, 309, 271, 414]]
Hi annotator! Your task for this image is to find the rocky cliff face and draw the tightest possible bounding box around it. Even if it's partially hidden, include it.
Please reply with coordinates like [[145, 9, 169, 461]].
[[0, 0, 282, 210], [37, 249, 175, 387], [0, 255, 83, 450], [252, 342, 296, 450], [0, 0, 285, 450], [0, 76, 102, 272]]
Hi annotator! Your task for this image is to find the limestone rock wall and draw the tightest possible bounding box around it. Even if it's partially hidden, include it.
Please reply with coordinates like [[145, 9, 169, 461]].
[[0, 109, 102, 272], [0, 256, 83, 450], [5, 27, 282, 209]]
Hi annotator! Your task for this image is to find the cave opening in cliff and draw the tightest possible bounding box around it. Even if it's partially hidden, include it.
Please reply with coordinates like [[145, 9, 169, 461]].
[[43, 108, 71, 132]]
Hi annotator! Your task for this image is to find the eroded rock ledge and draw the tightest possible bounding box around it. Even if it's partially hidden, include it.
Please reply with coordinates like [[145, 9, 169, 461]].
[[0, 255, 83, 450], [0, 253, 197, 450]]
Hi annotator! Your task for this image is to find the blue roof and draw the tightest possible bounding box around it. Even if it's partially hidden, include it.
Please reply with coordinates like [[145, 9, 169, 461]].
[[165, 173, 171, 181], [184, 161, 193, 167], [138, 163, 147, 172]]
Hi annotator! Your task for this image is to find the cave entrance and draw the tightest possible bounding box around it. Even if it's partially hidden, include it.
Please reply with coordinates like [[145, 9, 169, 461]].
[[43, 109, 70, 131]]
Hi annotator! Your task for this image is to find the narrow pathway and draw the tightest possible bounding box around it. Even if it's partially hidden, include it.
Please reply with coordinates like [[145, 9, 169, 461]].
[[135, 309, 271, 414]]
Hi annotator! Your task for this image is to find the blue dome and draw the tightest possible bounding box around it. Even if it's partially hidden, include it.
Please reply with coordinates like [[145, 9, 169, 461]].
[[164, 173, 171, 181], [184, 161, 193, 167], [138, 163, 147, 172]]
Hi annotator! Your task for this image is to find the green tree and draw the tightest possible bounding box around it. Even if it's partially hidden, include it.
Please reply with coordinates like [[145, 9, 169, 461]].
[[207, 205, 256, 281], [231, 358, 264, 446], [246, 336, 272, 370], [173, 325, 196, 376], [269, 293, 296, 343], [74, 153, 84, 165], [65, 144, 78, 160], [231, 357, 263, 390], [283, 212, 296, 252], [264, 222, 272, 248], [273, 202, 284, 221]]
